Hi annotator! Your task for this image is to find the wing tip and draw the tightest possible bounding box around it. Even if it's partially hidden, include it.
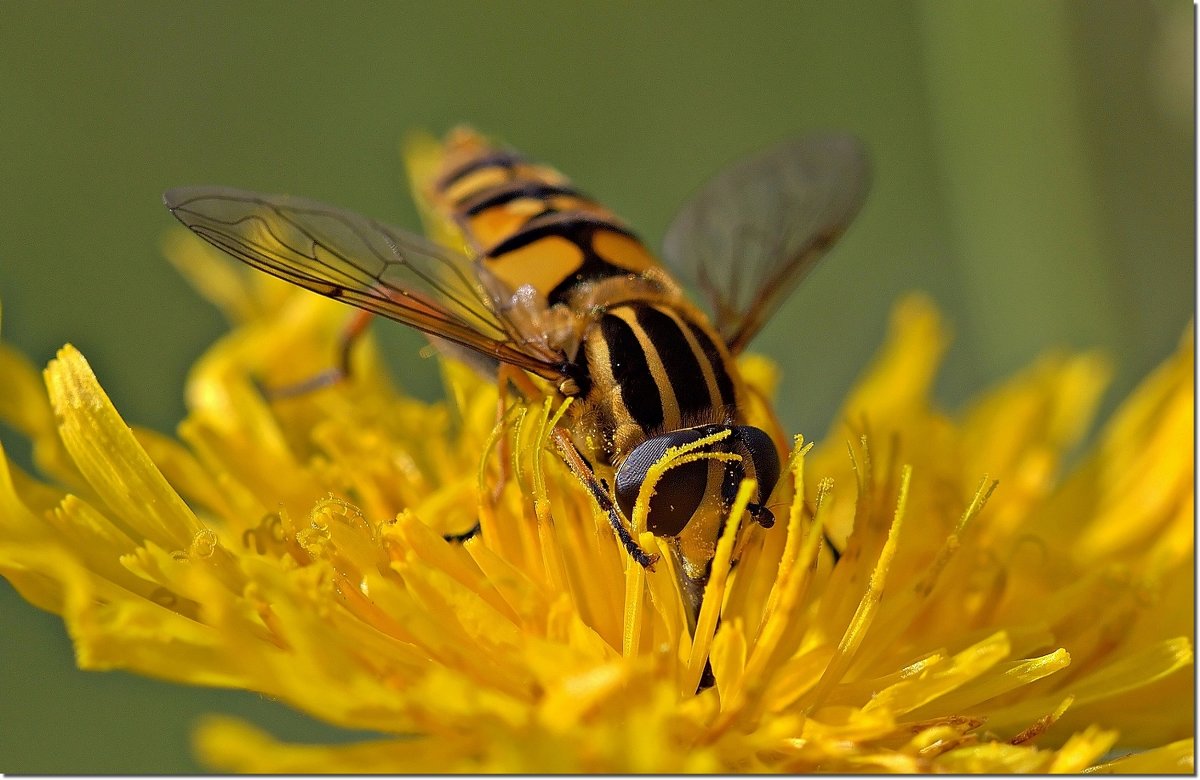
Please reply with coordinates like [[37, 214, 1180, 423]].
[[162, 186, 195, 211], [163, 185, 234, 212]]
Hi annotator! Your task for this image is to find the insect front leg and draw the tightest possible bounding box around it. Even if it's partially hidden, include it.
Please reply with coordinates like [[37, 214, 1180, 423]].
[[490, 363, 548, 502], [550, 428, 659, 570], [264, 309, 374, 399]]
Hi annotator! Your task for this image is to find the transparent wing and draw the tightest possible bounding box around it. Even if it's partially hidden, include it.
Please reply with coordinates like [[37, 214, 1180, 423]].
[[662, 134, 870, 354], [164, 186, 567, 378]]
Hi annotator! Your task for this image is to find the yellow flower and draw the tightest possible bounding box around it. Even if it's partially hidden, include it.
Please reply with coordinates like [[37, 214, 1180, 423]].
[[0, 233, 1192, 772]]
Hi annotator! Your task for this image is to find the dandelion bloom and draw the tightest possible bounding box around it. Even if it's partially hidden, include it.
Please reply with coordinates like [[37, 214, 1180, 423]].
[[0, 228, 1193, 772]]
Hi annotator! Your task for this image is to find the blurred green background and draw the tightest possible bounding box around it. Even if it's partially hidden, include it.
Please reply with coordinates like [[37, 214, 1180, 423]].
[[0, 1, 1192, 773]]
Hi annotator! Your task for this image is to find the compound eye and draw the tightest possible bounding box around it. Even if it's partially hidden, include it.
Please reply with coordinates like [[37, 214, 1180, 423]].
[[615, 428, 713, 537], [734, 426, 781, 501]]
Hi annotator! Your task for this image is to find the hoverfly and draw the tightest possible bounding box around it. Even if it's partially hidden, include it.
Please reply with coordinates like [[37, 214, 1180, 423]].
[[165, 128, 869, 623]]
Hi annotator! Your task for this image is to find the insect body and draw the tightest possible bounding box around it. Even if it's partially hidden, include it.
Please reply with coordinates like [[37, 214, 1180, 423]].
[[165, 127, 869, 621]]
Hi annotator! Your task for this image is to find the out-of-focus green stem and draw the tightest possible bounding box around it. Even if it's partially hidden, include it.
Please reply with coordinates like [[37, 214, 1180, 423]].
[[917, 1, 1122, 374]]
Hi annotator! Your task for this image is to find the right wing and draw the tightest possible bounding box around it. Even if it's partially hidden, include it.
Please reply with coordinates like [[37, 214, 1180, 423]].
[[164, 186, 570, 379], [662, 135, 870, 354]]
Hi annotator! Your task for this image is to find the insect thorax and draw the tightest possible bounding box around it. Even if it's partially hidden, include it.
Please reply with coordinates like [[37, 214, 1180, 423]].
[[573, 299, 740, 469]]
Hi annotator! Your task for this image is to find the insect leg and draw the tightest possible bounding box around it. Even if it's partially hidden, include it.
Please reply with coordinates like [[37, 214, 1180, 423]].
[[491, 364, 546, 502], [550, 428, 660, 569], [265, 310, 375, 399]]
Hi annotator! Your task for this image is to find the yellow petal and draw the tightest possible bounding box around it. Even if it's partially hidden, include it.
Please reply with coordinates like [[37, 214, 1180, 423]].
[[1085, 738, 1195, 774], [45, 345, 204, 550]]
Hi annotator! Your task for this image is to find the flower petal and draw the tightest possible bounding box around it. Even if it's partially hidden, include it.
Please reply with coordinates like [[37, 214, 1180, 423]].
[[45, 346, 204, 550]]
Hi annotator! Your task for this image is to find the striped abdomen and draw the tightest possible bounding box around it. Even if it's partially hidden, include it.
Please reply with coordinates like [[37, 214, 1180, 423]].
[[579, 301, 740, 466], [429, 129, 658, 307]]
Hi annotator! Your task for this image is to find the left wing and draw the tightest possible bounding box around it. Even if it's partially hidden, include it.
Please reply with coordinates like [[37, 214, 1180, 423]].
[[662, 134, 870, 354], [164, 186, 570, 379]]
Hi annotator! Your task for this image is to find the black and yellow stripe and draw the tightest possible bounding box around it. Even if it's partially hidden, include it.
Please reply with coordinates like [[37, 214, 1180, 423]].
[[583, 301, 738, 465], [429, 129, 658, 307]]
